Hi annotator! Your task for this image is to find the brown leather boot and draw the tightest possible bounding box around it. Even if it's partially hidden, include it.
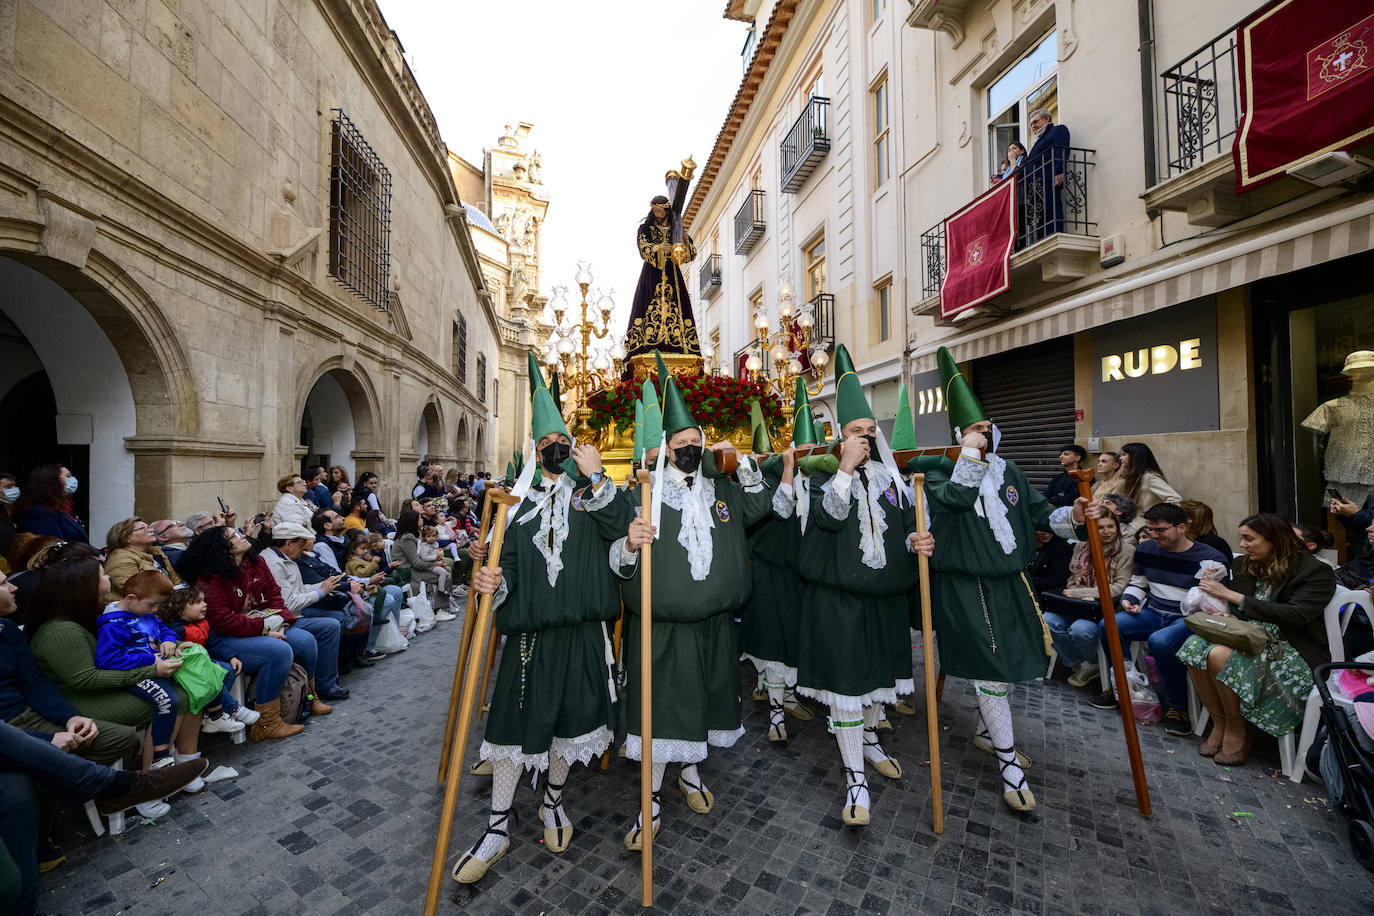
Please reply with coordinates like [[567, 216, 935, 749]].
[[309, 679, 333, 716], [249, 699, 304, 742]]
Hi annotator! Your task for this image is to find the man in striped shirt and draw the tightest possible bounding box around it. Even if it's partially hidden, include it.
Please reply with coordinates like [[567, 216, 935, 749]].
[[1090, 503, 1229, 735]]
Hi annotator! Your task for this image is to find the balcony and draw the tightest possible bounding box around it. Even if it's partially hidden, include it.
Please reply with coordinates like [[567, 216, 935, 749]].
[[780, 97, 831, 193], [699, 254, 722, 300], [915, 147, 1098, 321], [734, 189, 766, 255], [805, 292, 834, 356], [905, 0, 977, 45]]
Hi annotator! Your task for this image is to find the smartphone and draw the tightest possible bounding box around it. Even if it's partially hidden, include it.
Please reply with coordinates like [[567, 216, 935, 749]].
[[217, 496, 229, 513], [1326, 487, 1345, 502]]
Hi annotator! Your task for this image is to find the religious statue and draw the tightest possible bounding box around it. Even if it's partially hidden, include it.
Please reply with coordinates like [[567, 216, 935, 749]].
[[623, 158, 701, 372]]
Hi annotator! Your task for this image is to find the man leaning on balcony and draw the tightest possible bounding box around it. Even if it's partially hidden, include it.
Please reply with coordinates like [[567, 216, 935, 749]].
[[1025, 108, 1070, 243]]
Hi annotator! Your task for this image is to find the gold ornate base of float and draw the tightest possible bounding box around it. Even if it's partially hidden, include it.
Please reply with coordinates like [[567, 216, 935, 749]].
[[625, 351, 703, 383], [589, 413, 796, 483]]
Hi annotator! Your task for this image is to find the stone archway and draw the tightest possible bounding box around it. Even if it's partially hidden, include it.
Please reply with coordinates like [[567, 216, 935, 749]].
[[473, 425, 486, 472], [0, 252, 193, 535], [417, 400, 444, 461], [455, 415, 471, 468], [298, 362, 381, 481]]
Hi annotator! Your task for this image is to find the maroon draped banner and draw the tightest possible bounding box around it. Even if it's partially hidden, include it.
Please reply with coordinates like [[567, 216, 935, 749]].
[[940, 179, 1017, 320], [1234, 0, 1374, 192]]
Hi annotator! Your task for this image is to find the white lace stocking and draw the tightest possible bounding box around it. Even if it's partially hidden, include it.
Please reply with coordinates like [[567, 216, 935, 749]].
[[861, 705, 894, 767], [763, 663, 786, 728], [468, 757, 520, 862], [543, 754, 570, 830], [632, 761, 667, 831], [830, 705, 868, 811], [973, 681, 1028, 792]]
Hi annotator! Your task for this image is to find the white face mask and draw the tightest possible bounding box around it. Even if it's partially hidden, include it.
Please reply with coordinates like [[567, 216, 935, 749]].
[[64, 476, 79, 495], [0, 487, 17, 504]]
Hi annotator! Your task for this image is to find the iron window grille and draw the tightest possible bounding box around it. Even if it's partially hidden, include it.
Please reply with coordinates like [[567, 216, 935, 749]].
[[455, 313, 468, 383], [1160, 28, 1241, 179], [329, 110, 392, 311], [478, 353, 487, 403]]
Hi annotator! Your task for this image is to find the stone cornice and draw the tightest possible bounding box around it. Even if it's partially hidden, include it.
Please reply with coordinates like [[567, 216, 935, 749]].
[[124, 437, 266, 458]]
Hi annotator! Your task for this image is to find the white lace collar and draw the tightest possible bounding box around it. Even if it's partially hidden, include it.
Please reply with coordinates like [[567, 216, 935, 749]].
[[516, 474, 573, 586], [655, 470, 715, 580]]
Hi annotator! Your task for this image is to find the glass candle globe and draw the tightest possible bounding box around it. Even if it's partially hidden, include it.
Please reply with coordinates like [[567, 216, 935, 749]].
[[575, 261, 593, 287], [788, 358, 803, 375], [770, 343, 788, 365], [609, 340, 627, 361], [745, 353, 762, 372], [753, 311, 770, 331], [796, 307, 815, 330], [557, 335, 576, 356], [592, 352, 612, 371], [810, 348, 829, 369]]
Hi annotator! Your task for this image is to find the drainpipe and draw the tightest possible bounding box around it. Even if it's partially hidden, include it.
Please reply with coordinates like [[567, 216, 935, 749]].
[[1138, 0, 1160, 215]]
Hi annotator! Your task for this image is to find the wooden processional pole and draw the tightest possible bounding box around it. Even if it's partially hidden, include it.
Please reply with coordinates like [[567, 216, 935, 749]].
[[910, 474, 943, 834], [636, 468, 655, 907], [423, 490, 519, 916]]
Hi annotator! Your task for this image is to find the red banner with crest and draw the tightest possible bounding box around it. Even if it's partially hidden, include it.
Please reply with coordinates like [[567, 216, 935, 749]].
[[1234, 0, 1374, 192], [940, 178, 1017, 320]]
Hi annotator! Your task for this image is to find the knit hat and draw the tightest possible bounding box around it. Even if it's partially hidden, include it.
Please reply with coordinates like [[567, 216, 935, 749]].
[[527, 351, 570, 441], [749, 400, 770, 454], [791, 377, 820, 447], [833, 344, 873, 427], [890, 382, 916, 449], [936, 346, 988, 442]]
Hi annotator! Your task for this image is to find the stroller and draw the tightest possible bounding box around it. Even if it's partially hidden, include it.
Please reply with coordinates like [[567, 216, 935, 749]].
[[1314, 662, 1374, 873]]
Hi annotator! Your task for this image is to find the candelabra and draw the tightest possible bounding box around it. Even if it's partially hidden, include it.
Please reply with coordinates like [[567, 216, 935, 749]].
[[542, 261, 626, 437], [742, 280, 827, 402]]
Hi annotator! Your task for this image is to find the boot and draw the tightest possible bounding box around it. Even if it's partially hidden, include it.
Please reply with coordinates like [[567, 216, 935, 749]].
[[309, 679, 333, 716], [249, 699, 305, 742]]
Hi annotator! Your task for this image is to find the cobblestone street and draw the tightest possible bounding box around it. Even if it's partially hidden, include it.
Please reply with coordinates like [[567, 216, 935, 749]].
[[39, 617, 1374, 915]]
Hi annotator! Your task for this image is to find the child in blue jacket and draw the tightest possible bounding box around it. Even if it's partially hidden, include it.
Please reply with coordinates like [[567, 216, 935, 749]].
[[96, 570, 185, 764]]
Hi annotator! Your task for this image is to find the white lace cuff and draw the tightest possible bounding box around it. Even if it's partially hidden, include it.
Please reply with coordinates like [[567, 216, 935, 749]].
[[830, 470, 853, 499], [610, 537, 638, 576], [822, 473, 852, 521], [1048, 505, 1082, 540], [582, 478, 616, 512], [950, 454, 989, 488], [737, 456, 764, 492], [772, 483, 796, 519]]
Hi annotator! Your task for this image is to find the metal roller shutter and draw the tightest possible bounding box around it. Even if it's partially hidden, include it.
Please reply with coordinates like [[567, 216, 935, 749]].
[[972, 337, 1076, 492]]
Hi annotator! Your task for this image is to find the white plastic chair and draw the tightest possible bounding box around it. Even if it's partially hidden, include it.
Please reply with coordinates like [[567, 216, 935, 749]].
[[1288, 586, 1367, 783], [228, 675, 248, 745], [83, 758, 126, 837]]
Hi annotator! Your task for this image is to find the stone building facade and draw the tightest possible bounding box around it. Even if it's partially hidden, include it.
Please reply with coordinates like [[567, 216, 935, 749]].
[[449, 122, 554, 467], [0, 0, 498, 537]]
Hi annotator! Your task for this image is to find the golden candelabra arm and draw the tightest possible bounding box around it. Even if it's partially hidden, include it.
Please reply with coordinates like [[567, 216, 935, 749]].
[[547, 266, 624, 431]]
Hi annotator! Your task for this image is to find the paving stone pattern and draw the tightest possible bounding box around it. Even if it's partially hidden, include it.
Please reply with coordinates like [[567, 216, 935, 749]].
[[39, 618, 1373, 915]]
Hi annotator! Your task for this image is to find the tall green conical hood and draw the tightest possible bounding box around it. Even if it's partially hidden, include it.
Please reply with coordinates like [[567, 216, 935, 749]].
[[641, 378, 663, 448], [633, 399, 645, 462], [749, 400, 770, 454], [654, 350, 672, 388], [833, 343, 873, 427], [890, 382, 916, 449], [527, 350, 569, 442], [937, 346, 987, 441], [791, 377, 820, 446], [512, 449, 524, 478], [504, 461, 514, 483], [548, 369, 562, 412], [661, 373, 697, 436]]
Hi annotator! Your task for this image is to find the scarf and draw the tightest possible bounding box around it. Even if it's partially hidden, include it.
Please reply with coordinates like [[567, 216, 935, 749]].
[[1070, 536, 1122, 587]]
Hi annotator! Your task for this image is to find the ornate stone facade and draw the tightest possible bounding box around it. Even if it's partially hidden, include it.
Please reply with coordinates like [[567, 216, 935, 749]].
[[0, 0, 499, 535]]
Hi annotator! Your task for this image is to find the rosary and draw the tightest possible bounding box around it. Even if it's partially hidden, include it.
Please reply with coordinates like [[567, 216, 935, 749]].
[[518, 633, 538, 709]]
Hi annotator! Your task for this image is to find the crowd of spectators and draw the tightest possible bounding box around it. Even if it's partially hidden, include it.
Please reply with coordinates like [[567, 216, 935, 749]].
[[1033, 442, 1357, 770], [0, 459, 491, 912]]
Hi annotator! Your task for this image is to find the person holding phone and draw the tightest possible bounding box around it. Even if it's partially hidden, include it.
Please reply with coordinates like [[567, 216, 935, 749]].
[[259, 523, 349, 703]]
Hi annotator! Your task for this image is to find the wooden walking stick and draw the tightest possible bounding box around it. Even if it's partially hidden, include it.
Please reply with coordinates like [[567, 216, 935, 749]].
[[910, 474, 943, 834], [424, 490, 520, 916], [438, 492, 498, 783], [635, 468, 655, 908], [600, 603, 625, 770], [1071, 468, 1152, 817], [475, 618, 501, 722]]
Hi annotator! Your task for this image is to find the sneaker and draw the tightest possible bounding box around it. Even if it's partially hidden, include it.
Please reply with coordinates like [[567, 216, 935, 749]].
[[231, 705, 261, 725], [97, 759, 210, 816], [1067, 662, 1100, 688], [36, 840, 64, 873], [1089, 688, 1118, 710], [201, 713, 246, 734], [434, 610, 457, 622], [363, 649, 387, 662], [135, 800, 171, 819], [1162, 706, 1192, 736]]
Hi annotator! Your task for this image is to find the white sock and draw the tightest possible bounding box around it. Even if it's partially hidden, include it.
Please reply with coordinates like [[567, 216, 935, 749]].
[[764, 665, 786, 729], [861, 705, 892, 765], [830, 705, 868, 811], [973, 681, 1028, 793], [468, 757, 519, 862], [543, 755, 570, 830], [632, 761, 666, 831], [173, 751, 201, 763], [679, 763, 708, 796]]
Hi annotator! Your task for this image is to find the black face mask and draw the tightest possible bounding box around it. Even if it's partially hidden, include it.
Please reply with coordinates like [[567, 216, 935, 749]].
[[672, 444, 704, 474], [539, 441, 572, 474], [862, 435, 879, 459]]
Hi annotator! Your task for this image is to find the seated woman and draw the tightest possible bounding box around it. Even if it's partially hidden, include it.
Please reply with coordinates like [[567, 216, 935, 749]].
[[103, 517, 182, 602], [11, 465, 88, 543], [24, 544, 195, 815], [178, 526, 337, 741], [1042, 504, 1137, 689], [394, 509, 452, 613], [270, 473, 315, 529], [1293, 523, 1334, 564], [1177, 513, 1337, 766], [1181, 499, 1233, 559]]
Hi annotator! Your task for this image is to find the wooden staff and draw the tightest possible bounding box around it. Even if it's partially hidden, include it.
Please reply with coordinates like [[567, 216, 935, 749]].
[[437, 492, 498, 783], [910, 474, 943, 834], [635, 468, 655, 907], [423, 490, 520, 916], [600, 603, 625, 770], [1071, 468, 1152, 817], [475, 617, 501, 722]]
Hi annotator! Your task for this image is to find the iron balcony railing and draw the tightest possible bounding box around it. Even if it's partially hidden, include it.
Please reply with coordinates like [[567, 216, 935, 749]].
[[1161, 27, 1241, 179], [780, 97, 831, 193], [919, 147, 1096, 294], [699, 254, 722, 299], [734, 189, 766, 255], [733, 342, 754, 379], [806, 292, 834, 354]]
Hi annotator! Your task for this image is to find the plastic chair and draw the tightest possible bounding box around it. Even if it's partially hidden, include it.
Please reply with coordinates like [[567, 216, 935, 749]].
[[83, 758, 126, 837], [1289, 587, 1368, 783], [228, 675, 248, 745]]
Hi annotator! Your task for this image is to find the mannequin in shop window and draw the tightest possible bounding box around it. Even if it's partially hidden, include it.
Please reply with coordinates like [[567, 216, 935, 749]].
[[1302, 349, 1374, 509]]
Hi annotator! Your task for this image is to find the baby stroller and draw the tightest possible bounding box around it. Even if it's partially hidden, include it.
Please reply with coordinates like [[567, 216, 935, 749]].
[[1314, 662, 1374, 873]]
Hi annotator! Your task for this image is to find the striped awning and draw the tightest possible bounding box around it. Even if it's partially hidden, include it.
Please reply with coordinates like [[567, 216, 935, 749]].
[[909, 199, 1374, 371]]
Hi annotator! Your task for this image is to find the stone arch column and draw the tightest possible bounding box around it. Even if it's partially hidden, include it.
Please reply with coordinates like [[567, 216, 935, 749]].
[[296, 360, 383, 483]]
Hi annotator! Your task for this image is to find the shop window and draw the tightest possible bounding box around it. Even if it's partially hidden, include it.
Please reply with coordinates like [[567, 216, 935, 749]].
[[986, 31, 1058, 178]]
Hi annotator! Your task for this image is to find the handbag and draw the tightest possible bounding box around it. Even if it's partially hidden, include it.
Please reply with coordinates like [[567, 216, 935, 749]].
[[1184, 612, 1272, 654]]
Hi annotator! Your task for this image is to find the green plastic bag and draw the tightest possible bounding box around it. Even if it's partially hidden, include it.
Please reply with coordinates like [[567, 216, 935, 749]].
[[172, 643, 227, 715]]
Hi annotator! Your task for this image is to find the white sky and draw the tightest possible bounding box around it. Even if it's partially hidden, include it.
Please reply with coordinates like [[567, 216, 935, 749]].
[[377, 0, 749, 336]]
